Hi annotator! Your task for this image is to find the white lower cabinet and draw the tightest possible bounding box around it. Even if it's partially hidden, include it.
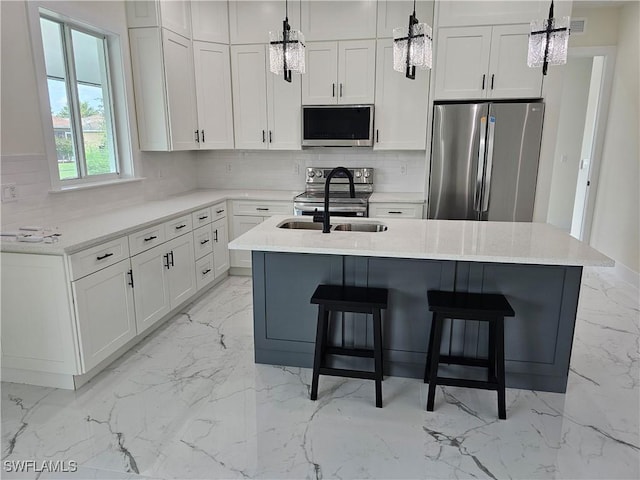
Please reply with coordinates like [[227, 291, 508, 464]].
[[72, 259, 137, 372], [212, 217, 230, 277], [370, 202, 424, 219], [231, 215, 264, 268]]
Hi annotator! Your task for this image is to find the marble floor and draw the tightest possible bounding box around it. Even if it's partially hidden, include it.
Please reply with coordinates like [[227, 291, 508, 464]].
[[2, 268, 639, 480]]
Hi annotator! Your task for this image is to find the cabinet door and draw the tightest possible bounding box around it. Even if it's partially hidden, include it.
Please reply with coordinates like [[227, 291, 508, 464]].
[[229, 1, 301, 44], [166, 233, 197, 307], [212, 217, 230, 277], [194, 41, 234, 149], [159, 0, 191, 38], [131, 245, 171, 334], [434, 26, 492, 100], [230, 215, 263, 268], [338, 40, 376, 104], [191, 0, 229, 43], [302, 42, 338, 105], [374, 39, 428, 150], [162, 29, 198, 150], [376, 0, 433, 38], [488, 24, 543, 99], [267, 63, 302, 150], [72, 260, 136, 373], [231, 45, 269, 149], [301, 0, 377, 41]]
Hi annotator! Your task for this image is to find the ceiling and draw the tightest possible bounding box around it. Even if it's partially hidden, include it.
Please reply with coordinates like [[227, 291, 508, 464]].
[[573, 0, 628, 8]]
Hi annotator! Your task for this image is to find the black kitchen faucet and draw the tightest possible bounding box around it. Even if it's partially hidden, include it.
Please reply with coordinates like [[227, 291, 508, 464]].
[[322, 167, 355, 233]]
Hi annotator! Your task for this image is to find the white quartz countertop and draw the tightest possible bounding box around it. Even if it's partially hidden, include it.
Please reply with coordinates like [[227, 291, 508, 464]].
[[368, 193, 425, 203], [1, 189, 298, 255], [228, 216, 614, 267]]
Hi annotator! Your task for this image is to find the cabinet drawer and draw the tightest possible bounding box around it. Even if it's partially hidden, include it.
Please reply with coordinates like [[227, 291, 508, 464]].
[[370, 203, 424, 219], [193, 224, 213, 260], [165, 215, 193, 240], [211, 201, 227, 221], [232, 200, 292, 216], [195, 254, 215, 291], [70, 237, 130, 280], [192, 207, 212, 228], [128, 223, 167, 256]]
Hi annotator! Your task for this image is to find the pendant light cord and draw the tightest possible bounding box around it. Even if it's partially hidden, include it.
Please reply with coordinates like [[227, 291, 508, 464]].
[[285, 0, 288, 21], [413, 0, 416, 16]]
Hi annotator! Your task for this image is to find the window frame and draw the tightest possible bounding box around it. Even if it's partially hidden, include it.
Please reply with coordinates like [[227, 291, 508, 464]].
[[27, 3, 137, 191]]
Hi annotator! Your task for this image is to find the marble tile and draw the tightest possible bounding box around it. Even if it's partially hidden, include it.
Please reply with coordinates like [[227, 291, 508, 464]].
[[2, 269, 638, 479]]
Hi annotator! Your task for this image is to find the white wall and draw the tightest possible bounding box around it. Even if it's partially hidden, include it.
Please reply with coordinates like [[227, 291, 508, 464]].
[[0, 1, 197, 230], [590, 1, 639, 277], [570, 4, 620, 48], [546, 57, 593, 231], [196, 150, 427, 193]]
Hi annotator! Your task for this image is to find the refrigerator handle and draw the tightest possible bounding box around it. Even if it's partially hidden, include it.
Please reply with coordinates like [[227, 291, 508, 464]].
[[482, 116, 496, 213], [474, 116, 487, 213]]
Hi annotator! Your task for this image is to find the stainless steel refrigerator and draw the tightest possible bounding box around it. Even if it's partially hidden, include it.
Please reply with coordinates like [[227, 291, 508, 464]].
[[428, 101, 544, 221]]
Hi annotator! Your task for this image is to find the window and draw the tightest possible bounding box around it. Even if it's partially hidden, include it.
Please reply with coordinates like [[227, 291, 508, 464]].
[[40, 15, 119, 183]]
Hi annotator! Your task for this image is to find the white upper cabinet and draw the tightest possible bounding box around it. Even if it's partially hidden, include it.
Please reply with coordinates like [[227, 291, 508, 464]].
[[229, 1, 301, 44], [193, 41, 234, 149], [301, 0, 377, 41], [437, 0, 547, 28], [303, 40, 375, 105], [126, 0, 192, 38], [231, 44, 301, 150], [376, 0, 433, 38], [374, 39, 429, 150], [191, 0, 229, 43], [434, 25, 542, 100]]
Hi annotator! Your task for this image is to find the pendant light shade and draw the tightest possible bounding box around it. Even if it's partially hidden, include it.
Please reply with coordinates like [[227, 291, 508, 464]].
[[528, 0, 570, 75], [269, 1, 305, 82], [393, 1, 432, 79]]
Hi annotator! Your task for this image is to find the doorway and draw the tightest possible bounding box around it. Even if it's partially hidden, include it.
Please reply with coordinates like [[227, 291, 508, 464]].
[[546, 47, 616, 240]]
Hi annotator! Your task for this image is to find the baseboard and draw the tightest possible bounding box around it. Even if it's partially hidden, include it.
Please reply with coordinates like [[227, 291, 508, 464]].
[[230, 266, 252, 276], [1, 368, 76, 389], [612, 262, 640, 289]]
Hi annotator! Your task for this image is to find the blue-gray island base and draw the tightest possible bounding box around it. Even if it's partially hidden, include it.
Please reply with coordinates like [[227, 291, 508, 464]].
[[251, 251, 582, 393]]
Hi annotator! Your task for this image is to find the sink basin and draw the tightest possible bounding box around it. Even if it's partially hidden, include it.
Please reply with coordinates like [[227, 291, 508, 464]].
[[333, 223, 388, 232], [277, 220, 387, 232]]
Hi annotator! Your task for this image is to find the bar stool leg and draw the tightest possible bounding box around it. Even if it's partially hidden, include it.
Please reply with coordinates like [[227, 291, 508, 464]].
[[496, 317, 507, 420], [424, 312, 438, 383], [426, 314, 444, 411], [310, 305, 328, 401], [373, 308, 384, 408], [488, 319, 496, 383]]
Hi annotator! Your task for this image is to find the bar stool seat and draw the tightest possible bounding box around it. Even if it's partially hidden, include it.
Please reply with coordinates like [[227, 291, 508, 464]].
[[424, 290, 515, 419], [310, 284, 388, 408]]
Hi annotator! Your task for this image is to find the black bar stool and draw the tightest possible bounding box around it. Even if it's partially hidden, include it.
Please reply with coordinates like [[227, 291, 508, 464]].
[[310, 284, 388, 408], [424, 290, 515, 419]]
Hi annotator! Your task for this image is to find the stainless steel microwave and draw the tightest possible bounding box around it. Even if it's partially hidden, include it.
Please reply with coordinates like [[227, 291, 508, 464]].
[[302, 105, 374, 147]]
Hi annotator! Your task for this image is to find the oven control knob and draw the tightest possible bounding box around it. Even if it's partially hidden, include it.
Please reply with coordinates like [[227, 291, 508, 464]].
[[364, 170, 370, 178], [355, 171, 362, 178], [315, 170, 323, 178], [308, 170, 315, 178]]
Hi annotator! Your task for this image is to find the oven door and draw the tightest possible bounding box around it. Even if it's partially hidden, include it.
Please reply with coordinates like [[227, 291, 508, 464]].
[[294, 202, 367, 217]]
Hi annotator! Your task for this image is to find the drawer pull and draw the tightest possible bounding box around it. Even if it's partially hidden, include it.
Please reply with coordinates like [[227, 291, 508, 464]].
[[198, 215, 208, 221], [388, 211, 403, 214], [144, 235, 157, 242], [256, 207, 269, 211], [216, 209, 225, 214], [127, 269, 134, 288], [175, 224, 187, 230], [163, 253, 170, 269], [202, 268, 211, 275], [96, 253, 114, 261], [169, 250, 175, 267], [200, 239, 210, 245], [214, 229, 218, 242]]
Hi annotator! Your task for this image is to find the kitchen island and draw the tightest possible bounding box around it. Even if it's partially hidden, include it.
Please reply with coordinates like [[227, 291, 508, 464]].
[[228, 216, 613, 393]]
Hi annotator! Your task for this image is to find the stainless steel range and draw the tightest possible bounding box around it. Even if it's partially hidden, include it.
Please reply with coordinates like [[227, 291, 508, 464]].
[[294, 167, 374, 217]]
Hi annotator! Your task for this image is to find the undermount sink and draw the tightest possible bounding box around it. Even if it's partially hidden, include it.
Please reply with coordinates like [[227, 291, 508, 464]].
[[277, 220, 387, 232]]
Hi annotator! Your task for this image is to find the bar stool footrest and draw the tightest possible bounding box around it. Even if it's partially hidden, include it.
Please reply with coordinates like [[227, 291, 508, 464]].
[[319, 367, 377, 381], [325, 346, 375, 358], [435, 376, 499, 391], [438, 355, 490, 368]]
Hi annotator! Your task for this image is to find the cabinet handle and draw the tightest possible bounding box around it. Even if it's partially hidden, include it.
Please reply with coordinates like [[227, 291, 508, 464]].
[[202, 268, 211, 275], [169, 250, 175, 267], [200, 239, 210, 245], [175, 224, 186, 230], [388, 211, 403, 214], [201, 130, 205, 142], [163, 253, 170, 269], [340, 83, 343, 97], [214, 229, 218, 242], [269, 130, 272, 143], [195, 130, 199, 143], [482, 74, 486, 90], [143, 235, 157, 242], [96, 252, 114, 261], [332, 83, 335, 97], [262, 130, 266, 143], [256, 207, 269, 211], [216, 209, 225, 214], [491, 74, 495, 90], [198, 215, 208, 221], [127, 269, 134, 288], [376, 129, 379, 143]]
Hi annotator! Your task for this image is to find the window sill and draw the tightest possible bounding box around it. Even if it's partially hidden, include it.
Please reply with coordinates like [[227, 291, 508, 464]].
[[48, 177, 146, 194]]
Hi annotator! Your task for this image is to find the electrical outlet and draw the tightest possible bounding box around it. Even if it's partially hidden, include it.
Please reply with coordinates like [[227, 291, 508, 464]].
[[400, 164, 407, 176], [1, 183, 17, 202]]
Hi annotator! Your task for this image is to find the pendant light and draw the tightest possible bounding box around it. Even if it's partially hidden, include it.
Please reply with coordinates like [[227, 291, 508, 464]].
[[527, 0, 570, 75], [393, 0, 432, 79], [269, 0, 305, 83]]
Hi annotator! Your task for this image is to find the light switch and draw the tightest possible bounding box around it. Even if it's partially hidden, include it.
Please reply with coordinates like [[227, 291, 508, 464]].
[[1, 183, 17, 202]]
